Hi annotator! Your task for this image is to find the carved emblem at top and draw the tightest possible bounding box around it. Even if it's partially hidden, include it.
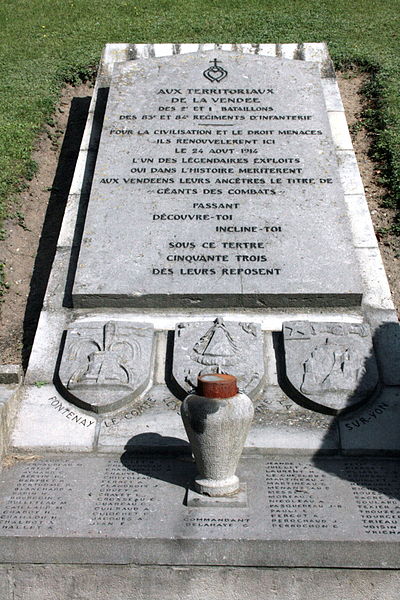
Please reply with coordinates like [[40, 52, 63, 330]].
[[203, 58, 228, 82]]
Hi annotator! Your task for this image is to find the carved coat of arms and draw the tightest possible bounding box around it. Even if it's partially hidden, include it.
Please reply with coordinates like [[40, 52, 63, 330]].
[[58, 320, 154, 413], [172, 317, 264, 398], [282, 321, 379, 413]]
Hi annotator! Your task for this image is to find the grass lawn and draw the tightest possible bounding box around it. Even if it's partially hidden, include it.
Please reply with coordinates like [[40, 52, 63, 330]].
[[0, 0, 399, 236]]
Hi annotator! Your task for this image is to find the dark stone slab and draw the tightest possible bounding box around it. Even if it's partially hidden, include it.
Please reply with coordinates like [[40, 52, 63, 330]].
[[339, 386, 400, 454], [72, 51, 362, 308], [0, 365, 21, 385], [1, 454, 400, 567], [372, 320, 400, 385]]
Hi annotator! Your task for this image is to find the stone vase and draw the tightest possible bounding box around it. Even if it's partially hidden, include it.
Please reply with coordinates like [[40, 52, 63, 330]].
[[181, 374, 254, 496]]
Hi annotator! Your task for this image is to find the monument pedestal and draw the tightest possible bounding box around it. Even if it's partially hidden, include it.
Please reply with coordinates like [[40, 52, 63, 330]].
[[1, 43, 399, 598]]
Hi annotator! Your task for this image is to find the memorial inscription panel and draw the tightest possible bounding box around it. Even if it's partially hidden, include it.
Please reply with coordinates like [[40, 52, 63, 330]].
[[73, 51, 362, 308], [1, 456, 400, 566]]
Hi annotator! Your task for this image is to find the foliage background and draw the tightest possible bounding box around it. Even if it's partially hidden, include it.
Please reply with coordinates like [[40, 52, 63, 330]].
[[0, 0, 399, 232]]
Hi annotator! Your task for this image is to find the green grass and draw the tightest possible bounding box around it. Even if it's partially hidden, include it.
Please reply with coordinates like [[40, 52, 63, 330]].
[[0, 0, 399, 232]]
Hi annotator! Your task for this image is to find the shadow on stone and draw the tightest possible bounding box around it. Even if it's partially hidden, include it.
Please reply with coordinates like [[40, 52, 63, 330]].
[[22, 95, 91, 368], [165, 329, 188, 401], [274, 323, 380, 417], [63, 87, 109, 308], [312, 321, 400, 501], [120, 436, 195, 491], [122, 432, 191, 455]]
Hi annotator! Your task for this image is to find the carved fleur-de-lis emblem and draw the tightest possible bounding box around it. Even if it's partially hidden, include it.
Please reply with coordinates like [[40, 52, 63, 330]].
[[58, 320, 154, 413], [203, 58, 228, 82]]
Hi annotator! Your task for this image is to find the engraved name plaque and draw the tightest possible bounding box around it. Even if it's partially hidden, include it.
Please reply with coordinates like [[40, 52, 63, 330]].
[[72, 51, 362, 308], [1, 456, 400, 567]]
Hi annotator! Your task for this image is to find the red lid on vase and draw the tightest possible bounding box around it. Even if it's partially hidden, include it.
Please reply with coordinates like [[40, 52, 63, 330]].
[[197, 373, 238, 398]]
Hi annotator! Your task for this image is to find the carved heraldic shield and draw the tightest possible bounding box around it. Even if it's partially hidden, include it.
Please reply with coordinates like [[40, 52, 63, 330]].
[[172, 317, 264, 398], [58, 320, 154, 413], [283, 321, 379, 413]]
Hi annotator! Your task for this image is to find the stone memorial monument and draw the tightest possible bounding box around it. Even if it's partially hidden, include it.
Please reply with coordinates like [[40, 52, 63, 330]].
[[0, 43, 399, 597]]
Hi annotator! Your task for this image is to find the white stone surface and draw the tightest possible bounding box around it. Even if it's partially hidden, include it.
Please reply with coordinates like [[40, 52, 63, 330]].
[[73, 52, 362, 309], [199, 44, 216, 52], [134, 44, 155, 58], [42, 249, 70, 311], [24, 310, 69, 384], [280, 43, 299, 59], [98, 408, 187, 452], [179, 43, 201, 54], [10, 386, 96, 452], [57, 193, 81, 248], [264, 332, 278, 386], [153, 44, 174, 57], [168, 43, 293, 58], [344, 194, 379, 248], [240, 44, 257, 54], [247, 424, 338, 453], [257, 44, 277, 56], [68, 310, 363, 332], [67, 148, 92, 195], [101, 44, 130, 74], [154, 331, 168, 384], [356, 248, 395, 310], [0, 385, 19, 405], [0, 385, 20, 458], [303, 42, 330, 63], [337, 151, 365, 195], [328, 112, 353, 150], [321, 78, 344, 111]]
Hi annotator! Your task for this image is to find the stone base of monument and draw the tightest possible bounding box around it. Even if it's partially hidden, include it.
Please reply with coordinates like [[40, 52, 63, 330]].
[[1, 43, 400, 597], [186, 483, 248, 507], [1, 565, 400, 600], [1, 454, 400, 569]]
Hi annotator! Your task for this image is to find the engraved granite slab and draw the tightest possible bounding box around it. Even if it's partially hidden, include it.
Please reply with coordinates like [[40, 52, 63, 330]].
[[1, 455, 400, 567], [73, 51, 362, 308]]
